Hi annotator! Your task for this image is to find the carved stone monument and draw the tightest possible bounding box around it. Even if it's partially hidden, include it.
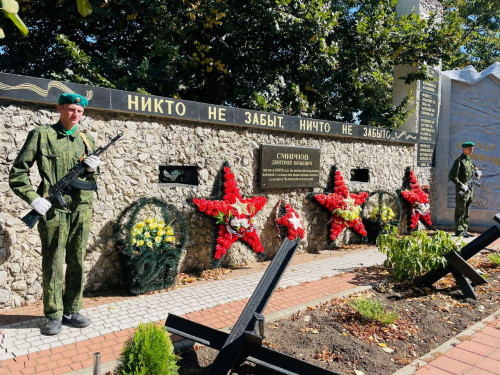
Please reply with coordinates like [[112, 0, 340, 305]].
[[435, 63, 500, 229]]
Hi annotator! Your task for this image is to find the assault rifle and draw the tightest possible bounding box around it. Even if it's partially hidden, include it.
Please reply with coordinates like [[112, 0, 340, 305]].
[[459, 169, 481, 196], [21, 133, 122, 228]]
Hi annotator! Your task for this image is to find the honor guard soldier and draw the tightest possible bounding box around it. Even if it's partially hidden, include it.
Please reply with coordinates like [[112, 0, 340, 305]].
[[9, 93, 103, 335], [448, 141, 482, 238]]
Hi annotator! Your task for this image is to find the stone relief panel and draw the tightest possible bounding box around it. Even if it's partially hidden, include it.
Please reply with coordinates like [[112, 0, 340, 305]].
[[435, 63, 500, 228], [448, 78, 500, 210]]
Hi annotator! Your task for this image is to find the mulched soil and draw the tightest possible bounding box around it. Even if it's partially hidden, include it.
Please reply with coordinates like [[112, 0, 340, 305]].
[[177, 250, 500, 375]]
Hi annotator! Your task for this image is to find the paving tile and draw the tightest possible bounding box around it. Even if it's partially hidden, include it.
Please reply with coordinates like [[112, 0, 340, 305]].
[[444, 347, 483, 365], [471, 333, 500, 347], [488, 348, 500, 362], [481, 326, 500, 339], [475, 357, 500, 374], [53, 365, 74, 374], [464, 367, 496, 374], [429, 355, 473, 374], [457, 340, 495, 356], [414, 365, 454, 374]]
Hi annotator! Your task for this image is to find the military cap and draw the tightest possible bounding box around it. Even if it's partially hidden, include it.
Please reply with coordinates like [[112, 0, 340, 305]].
[[58, 93, 88, 108], [462, 141, 475, 148]]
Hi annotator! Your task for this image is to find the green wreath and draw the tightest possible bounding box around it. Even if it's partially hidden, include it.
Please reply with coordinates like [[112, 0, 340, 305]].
[[361, 190, 402, 243], [114, 198, 188, 294]]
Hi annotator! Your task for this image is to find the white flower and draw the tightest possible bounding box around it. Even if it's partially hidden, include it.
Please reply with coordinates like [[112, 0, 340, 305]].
[[230, 218, 250, 229], [416, 203, 429, 214]]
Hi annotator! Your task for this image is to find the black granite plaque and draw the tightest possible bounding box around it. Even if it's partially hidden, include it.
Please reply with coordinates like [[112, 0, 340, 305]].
[[417, 142, 436, 167], [0, 72, 419, 144], [259, 144, 320, 189], [417, 69, 439, 167]]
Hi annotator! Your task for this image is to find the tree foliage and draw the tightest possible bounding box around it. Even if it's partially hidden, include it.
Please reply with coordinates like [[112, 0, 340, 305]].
[[440, 0, 499, 71], [0, 0, 497, 128]]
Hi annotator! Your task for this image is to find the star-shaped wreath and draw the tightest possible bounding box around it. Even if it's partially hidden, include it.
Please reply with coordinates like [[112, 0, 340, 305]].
[[400, 169, 432, 229], [276, 202, 305, 242], [191, 163, 267, 262], [313, 169, 368, 242]]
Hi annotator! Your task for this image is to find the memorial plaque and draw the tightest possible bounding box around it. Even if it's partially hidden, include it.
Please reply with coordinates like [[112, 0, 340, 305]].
[[417, 143, 436, 168], [417, 69, 439, 167], [259, 144, 320, 189]]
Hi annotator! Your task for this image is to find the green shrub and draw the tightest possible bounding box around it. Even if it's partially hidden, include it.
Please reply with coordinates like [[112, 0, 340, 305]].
[[377, 226, 461, 282], [489, 252, 500, 267], [349, 297, 398, 325], [115, 322, 179, 375]]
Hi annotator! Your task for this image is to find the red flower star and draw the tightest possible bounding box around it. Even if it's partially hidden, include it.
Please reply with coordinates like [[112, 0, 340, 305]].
[[401, 169, 432, 229], [192, 164, 267, 261], [276, 203, 305, 241], [314, 169, 368, 241]]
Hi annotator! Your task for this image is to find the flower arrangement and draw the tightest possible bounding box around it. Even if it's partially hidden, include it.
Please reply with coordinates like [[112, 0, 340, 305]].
[[192, 163, 267, 261], [369, 204, 395, 224], [401, 169, 432, 229], [276, 202, 305, 241], [360, 190, 401, 244], [130, 217, 176, 255], [115, 198, 188, 295], [314, 169, 368, 241]]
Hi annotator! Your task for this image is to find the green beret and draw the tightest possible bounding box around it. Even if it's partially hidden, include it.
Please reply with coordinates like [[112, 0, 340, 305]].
[[462, 141, 475, 148], [58, 93, 88, 108]]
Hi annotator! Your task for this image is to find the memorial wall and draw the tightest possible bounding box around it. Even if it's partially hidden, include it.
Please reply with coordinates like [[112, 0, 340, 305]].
[[0, 73, 432, 309]]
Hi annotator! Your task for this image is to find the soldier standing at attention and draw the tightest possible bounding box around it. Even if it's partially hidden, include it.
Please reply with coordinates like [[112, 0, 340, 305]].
[[448, 141, 482, 238], [9, 93, 103, 335]]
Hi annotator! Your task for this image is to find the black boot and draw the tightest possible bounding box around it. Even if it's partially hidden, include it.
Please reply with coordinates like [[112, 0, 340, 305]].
[[62, 312, 92, 328], [41, 318, 62, 335]]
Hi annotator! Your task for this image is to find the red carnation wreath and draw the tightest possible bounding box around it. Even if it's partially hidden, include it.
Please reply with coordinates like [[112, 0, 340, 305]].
[[314, 169, 368, 242], [400, 169, 432, 229], [191, 164, 267, 261], [276, 202, 305, 241]]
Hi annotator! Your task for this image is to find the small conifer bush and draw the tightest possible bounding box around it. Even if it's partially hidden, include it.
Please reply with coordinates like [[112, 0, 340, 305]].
[[489, 252, 500, 267], [349, 297, 399, 325], [115, 322, 179, 375]]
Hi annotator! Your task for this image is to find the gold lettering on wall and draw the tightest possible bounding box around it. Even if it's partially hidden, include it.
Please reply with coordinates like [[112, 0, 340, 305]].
[[244, 111, 284, 128], [128, 95, 139, 111], [342, 124, 352, 135], [299, 119, 331, 133], [208, 106, 226, 121], [127, 94, 187, 117], [363, 127, 391, 139], [141, 97, 151, 112]]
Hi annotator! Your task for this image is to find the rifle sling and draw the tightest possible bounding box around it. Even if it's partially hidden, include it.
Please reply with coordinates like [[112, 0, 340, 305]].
[[79, 132, 93, 154], [69, 179, 98, 191]]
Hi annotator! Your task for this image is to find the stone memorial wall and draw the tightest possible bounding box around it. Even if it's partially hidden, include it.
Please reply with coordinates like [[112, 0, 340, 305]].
[[0, 73, 432, 309]]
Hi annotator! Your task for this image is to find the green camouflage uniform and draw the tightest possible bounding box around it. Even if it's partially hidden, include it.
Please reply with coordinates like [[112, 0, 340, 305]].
[[9, 121, 98, 319], [448, 153, 475, 236]]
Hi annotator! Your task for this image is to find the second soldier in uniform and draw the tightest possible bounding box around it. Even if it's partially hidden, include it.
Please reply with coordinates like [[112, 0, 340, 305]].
[[448, 141, 482, 238]]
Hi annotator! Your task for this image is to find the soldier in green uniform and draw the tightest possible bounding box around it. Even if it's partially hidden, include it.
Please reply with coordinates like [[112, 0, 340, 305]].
[[9, 93, 103, 335], [448, 141, 482, 238]]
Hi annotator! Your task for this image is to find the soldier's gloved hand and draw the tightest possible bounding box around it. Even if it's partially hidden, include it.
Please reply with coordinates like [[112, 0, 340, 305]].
[[460, 183, 469, 192], [30, 197, 52, 216], [84, 155, 103, 172], [474, 170, 482, 179]]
